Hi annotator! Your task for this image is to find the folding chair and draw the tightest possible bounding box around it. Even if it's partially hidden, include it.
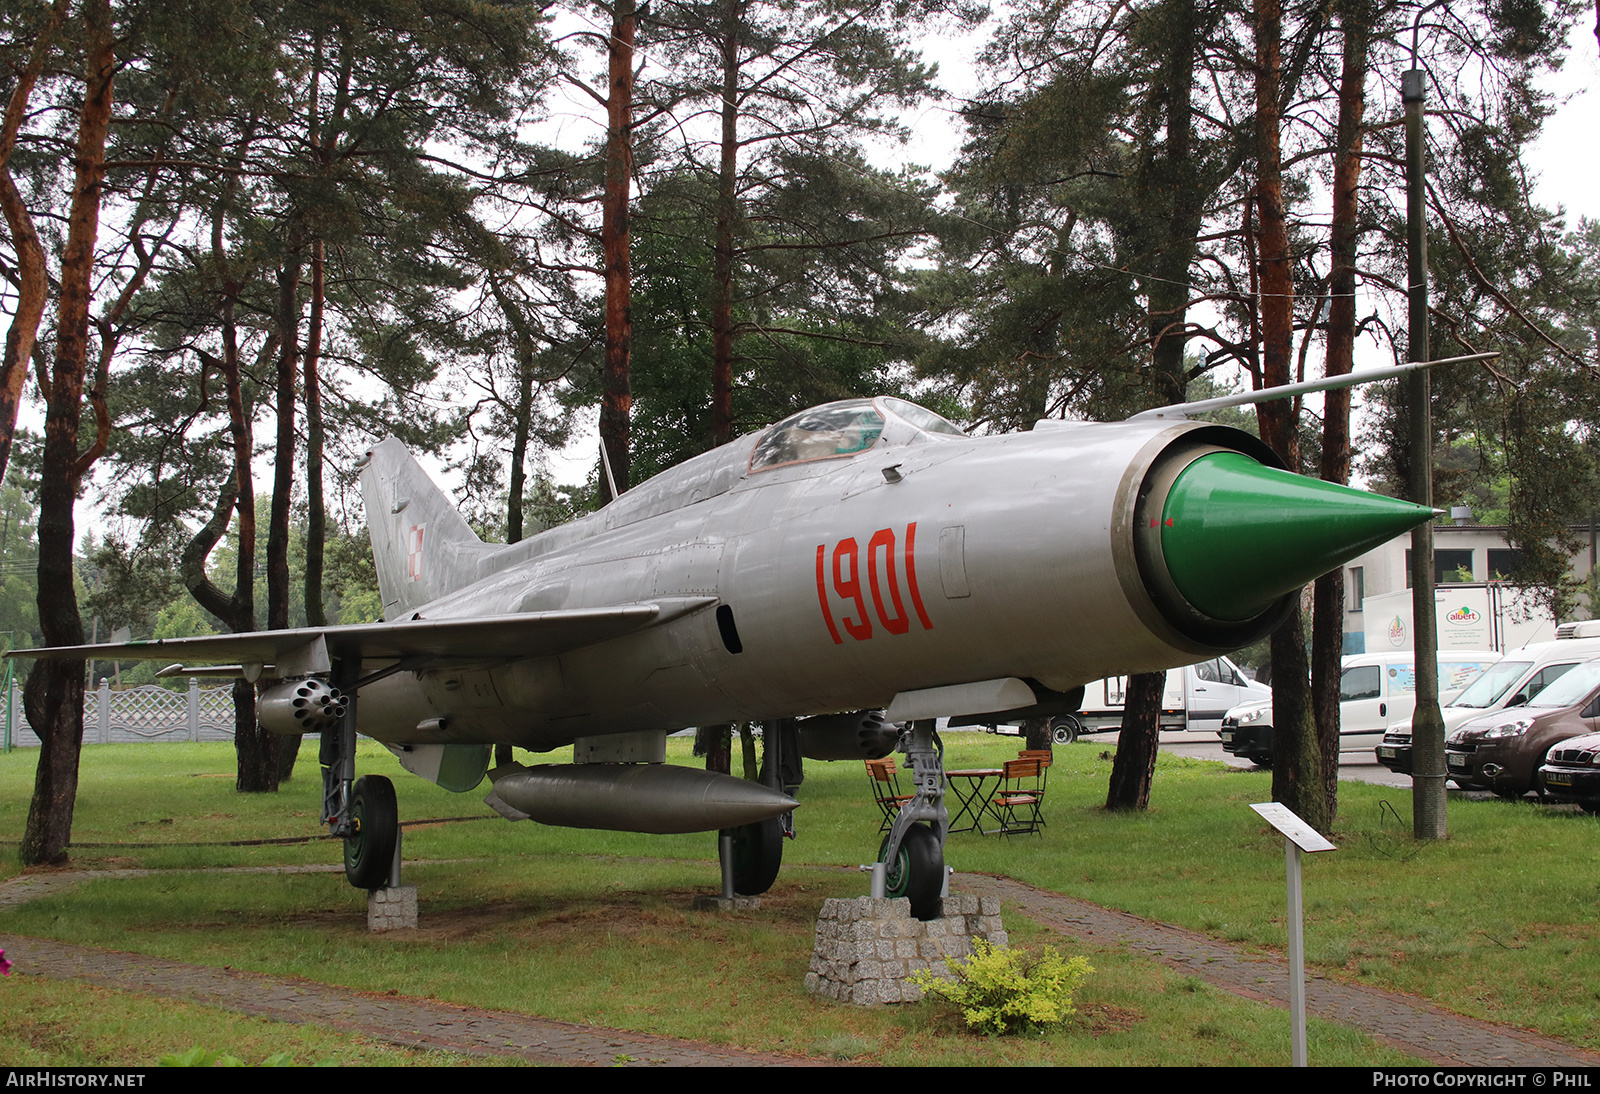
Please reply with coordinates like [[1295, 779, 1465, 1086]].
[[1018, 749, 1053, 790], [1017, 749, 1053, 825], [988, 757, 1045, 835], [865, 758, 914, 831]]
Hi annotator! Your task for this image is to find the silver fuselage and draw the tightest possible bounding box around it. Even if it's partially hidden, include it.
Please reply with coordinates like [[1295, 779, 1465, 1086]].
[[356, 415, 1265, 752]]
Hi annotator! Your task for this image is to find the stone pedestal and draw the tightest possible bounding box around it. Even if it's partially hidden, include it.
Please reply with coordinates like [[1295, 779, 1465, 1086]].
[[805, 893, 1006, 1005], [367, 885, 417, 931]]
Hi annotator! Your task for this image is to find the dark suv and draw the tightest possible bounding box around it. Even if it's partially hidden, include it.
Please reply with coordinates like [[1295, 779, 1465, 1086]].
[[1445, 657, 1600, 799], [1538, 731, 1600, 813]]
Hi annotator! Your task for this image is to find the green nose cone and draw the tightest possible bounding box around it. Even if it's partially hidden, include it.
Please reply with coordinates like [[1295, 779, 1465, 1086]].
[[1161, 452, 1435, 622]]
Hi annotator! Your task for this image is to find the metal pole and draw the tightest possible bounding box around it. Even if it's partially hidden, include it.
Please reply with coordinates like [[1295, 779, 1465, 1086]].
[[1286, 838, 1307, 1067], [1404, 63, 1446, 840]]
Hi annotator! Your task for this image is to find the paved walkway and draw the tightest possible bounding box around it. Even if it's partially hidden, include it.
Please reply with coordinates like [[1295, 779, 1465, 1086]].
[[961, 873, 1600, 1067], [4, 865, 1598, 1067]]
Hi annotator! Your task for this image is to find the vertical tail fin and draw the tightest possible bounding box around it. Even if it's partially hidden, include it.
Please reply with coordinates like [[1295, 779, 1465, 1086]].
[[357, 437, 492, 619]]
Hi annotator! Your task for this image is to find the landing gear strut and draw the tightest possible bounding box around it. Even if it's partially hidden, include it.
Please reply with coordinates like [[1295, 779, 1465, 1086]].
[[715, 719, 801, 896], [321, 654, 400, 890], [877, 718, 947, 919]]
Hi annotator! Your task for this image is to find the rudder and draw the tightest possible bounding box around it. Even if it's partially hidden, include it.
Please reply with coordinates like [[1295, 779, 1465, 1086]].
[[358, 437, 491, 619]]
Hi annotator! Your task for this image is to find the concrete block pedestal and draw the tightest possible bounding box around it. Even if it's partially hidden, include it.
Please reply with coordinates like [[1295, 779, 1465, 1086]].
[[805, 893, 1006, 1005], [367, 885, 417, 931]]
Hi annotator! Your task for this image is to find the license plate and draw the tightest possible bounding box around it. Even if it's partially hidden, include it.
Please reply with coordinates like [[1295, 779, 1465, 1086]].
[[1447, 755, 1467, 770], [1220, 732, 1233, 744], [1377, 747, 1395, 758], [1546, 772, 1573, 786]]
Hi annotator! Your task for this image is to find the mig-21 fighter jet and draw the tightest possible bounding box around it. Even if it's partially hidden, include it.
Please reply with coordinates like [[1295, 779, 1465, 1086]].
[[17, 364, 1448, 916]]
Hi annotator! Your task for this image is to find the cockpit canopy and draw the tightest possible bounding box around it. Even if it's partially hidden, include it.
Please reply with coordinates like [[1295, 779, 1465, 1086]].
[[748, 396, 964, 473]]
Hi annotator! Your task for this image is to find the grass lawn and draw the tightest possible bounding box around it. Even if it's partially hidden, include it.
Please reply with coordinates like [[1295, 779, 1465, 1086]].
[[3, 731, 1595, 1064]]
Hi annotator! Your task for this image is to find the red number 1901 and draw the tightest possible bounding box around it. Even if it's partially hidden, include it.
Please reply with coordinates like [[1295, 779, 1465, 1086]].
[[814, 523, 933, 644]]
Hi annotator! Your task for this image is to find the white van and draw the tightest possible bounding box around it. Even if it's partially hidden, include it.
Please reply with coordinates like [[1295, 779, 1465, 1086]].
[[1219, 650, 1499, 767], [1078, 656, 1268, 736], [1376, 621, 1600, 774]]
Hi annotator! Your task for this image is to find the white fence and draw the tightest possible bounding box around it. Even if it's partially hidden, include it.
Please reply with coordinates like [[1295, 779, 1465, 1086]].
[[3, 679, 238, 748]]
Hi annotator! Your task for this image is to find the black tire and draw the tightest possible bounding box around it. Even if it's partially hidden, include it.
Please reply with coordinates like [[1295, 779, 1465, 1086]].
[[880, 822, 943, 921], [730, 816, 783, 895], [1050, 716, 1081, 745], [1248, 752, 1273, 769], [344, 775, 399, 890], [1579, 801, 1600, 816], [1492, 786, 1525, 801]]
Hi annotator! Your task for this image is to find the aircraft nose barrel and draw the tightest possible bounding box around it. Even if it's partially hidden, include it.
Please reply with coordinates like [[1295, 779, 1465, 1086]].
[[1157, 452, 1435, 622]]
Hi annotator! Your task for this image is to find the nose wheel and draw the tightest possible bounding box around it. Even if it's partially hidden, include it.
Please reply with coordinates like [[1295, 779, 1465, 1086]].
[[876, 718, 947, 920], [880, 822, 942, 919]]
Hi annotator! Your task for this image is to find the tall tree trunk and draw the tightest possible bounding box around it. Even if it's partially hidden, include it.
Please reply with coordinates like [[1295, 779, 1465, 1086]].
[[1145, 0, 1199, 406], [247, 253, 302, 794], [1310, 0, 1371, 826], [1022, 716, 1052, 753], [696, 723, 732, 775], [490, 272, 538, 543], [21, 0, 114, 866], [304, 239, 326, 628], [1255, 0, 1326, 834], [278, 237, 328, 782], [599, 0, 636, 501], [0, 0, 70, 484], [1107, 0, 1199, 813], [710, 0, 741, 447], [188, 189, 264, 791], [1107, 672, 1165, 810]]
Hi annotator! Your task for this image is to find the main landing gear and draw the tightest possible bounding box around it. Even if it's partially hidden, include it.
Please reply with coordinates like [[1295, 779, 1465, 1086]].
[[320, 655, 401, 891], [716, 719, 801, 897], [876, 718, 947, 920]]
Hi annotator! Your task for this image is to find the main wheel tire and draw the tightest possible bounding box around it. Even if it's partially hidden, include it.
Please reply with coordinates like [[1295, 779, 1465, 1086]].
[[344, 775, 399, 890], [730, 816, 783, 895], [881, 822, 943, 921], [1579, 801, 1600, 816], [1248, 752, 1273, 769], [1050, 716, 1082, 745], [1492, 786, 1524, 801]]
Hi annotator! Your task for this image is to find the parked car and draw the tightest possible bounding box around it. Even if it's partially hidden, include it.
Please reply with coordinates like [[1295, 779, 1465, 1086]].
[[1536, 730, 1600, 813], [1219, 650, 1497, 768], [1446, 656, 1600, 799], [1376, 623, 1600, 776]]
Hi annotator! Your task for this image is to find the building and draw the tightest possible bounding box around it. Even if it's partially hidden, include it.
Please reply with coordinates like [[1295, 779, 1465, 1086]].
[[1341, 520, 1597, 654]]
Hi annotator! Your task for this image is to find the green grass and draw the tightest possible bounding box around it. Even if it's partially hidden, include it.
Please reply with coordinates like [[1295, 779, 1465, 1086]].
[[0, 978, 487, 1067], [1, 733, 1589, 1063]]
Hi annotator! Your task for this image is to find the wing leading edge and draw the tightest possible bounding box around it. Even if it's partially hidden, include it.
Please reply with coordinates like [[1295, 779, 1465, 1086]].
[[8, 597, 717, 668]]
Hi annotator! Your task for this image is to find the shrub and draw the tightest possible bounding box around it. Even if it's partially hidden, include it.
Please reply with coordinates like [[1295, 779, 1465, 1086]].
[[910, 939, 1093, 1036]]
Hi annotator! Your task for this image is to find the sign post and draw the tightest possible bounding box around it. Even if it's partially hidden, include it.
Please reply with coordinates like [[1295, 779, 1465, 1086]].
[[1250, 802, 1337, 1066]]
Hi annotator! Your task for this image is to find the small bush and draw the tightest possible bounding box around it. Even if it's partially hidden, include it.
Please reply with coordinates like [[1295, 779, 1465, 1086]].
[[910, 939, 1093, 1036]]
